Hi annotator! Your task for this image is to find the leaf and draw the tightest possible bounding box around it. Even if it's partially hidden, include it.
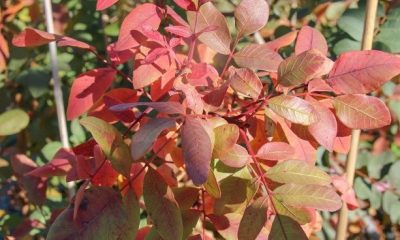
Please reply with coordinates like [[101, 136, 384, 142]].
[[182, 210, 201, 239], [213, 124, 239, 155], [27, 148, 73, 177], [333, 94, 391, 129], [131, 118, 176, 160], [266, 160, 331, 185], [12, 28, 93, 50], [172, 187, 199, 210], [143, 168, 183, 240], [111, 101, 186, 115], [295, 26, 328, 55], [268, 95, 318, 125], [175, 81, 204, 114], [233, 43, 283, 72], [133, 54, 173, 89], [116, 3, 163, 50], [11, 154, 47, 206], [278, 49, 330, 87], [256, 142, 295, 161], [307, 99, 337, 151], [230, 68, 263, 100], [187, 2, 231, 55], [0, 109, 29, 136], [376, 8, 400, 53], [271, 196, 312, 225], [273, 183, 342, 211], [96, 0, 118, 10], [67, 68, 116, 120], [174, 0, 210, 11], [47, 187, 139, 240], [234, 0, 269, 38], [219, 144, 250, 168], [181, 117, 213, 185], [326, 50, 400, 94], [205, 170, 221, 198], [238, 197, 268, 240], [80, 117, 132, 177], [268, 215, 308, 240]]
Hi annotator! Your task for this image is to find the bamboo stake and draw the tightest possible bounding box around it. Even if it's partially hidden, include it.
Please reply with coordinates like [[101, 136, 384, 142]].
[[43, 0, 75, 197], [335, 1, 378, 239]]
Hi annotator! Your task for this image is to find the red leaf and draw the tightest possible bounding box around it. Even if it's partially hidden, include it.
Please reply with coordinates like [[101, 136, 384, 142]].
[[230, 68, 263, 100], [307, 78, 335, 93], [234, 43, 283, 72], [234, 0, 269, 38], [133, 54, 172, 89], [327, 50, 400, 94], [295, 26, 328, 56], [67, 68, 116, 120], [265, 31, 298, 51], [107, 42, 136, 65], [11, 154, 47, 205], [174, 0, 197, 11], [115, 3, 163, 50], [181, 117, 213, 185], [91, 145, 118, 187], [256, 142, 295, 161], [27, 148, 73, 177], [12, 28, 93, 50], [334, 94, 391, 129], [175, 81, 205, 114], [333, 119, 352, 154], [307, 98, 337, 152], [187, 2, 231, 55], [165, 25, 192, 38], [96, 0, 118, 10]]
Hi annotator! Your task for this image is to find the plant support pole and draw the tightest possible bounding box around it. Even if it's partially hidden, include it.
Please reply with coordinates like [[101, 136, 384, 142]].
[[43, 0, 75, 196], [335, 0, 378, 239]]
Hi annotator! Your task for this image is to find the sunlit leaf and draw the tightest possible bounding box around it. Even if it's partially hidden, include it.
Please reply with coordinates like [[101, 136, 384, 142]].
[[271, 196, 312, 225], [333, 94, 391, 129], [187, 2, 231, 55], [273, 183, 342, 211], [80, 117, 132, 177], [266, 160, 331, 185], [268, 215, 308, 240], [234, 0, 269, 38], [295, 26, 328, 55], [234, 43, 283, 72], [256, 142, 295, 161], [230, 68, 263, 100], [268, 95, 317, 125], [327, 50, 400, 94]]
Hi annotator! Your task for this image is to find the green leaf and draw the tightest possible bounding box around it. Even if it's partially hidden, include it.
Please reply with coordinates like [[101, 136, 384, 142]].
[[268, 95, 318, 125], [143, 168, 183, 240], [80, 116, 132, 177], [333, 39, 360, 56], [238, 197, 268, 240], [204, 170, 221, 199], [354, 177, 371, 200], [376, 8, 400, 53], [389, 161, 400, 190], [271, 196, 312, 225], [273, 183, 342, 211], [266, 160, 331, 185], [268, 215, 308, 240], [47, 187, 140, 240], [338, 7, 365, 41], [0, 109, 30, 136]]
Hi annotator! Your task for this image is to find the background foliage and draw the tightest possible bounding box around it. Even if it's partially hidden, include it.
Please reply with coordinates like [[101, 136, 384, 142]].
[[1, 0, 400, 239]]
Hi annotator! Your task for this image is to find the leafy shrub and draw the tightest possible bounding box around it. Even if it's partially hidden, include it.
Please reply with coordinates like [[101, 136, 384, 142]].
[[3, 0, 400, 239]]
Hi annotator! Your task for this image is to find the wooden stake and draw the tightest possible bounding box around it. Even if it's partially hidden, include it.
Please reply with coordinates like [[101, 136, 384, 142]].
[[335, 1, 378, 239]]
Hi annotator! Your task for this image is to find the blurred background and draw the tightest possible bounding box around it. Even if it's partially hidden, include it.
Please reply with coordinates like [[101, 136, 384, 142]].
[[1, 0, 400, 239]]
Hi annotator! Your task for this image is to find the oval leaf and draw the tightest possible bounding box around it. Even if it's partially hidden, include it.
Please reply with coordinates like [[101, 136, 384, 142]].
[[213, 124, 239, 156], [278, 49, 330, 87], [80, 117, 132, 177], [47, 187, 139, 240], [187, 2, 231, 55], [230, 68, 263, 100], [256, 142, 295, 161], [266, 160, 331, 185], [295, 26, 328, 55], [67, 68, 116, 120], [268, 95, 318, 125], [234, 0, 269, 38], [143, 168, 183, 240], [131, 118, 176, 160], [219, 144, 251, 168], [234, 43, 283, 72], [334, 94, 391, 129], [0, 109, 29, 136], [181, 117, 213, 185], [96, 0, 118, 10], [273, 183, 342, 211], [268, 215, 308, 240], [327, 50, 400, 94], [238, 197, 268, 240], [271, 195, 312, 225]]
